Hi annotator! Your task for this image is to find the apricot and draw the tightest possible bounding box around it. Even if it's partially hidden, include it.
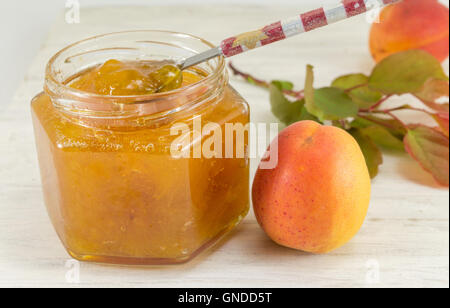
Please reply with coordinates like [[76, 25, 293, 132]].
[[252, 121, 371, 253], [369, 0, 449, 63]]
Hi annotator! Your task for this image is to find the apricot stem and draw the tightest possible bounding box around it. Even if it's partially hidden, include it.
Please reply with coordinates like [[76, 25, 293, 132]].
[[371, 105, 440, 128], [360, 103, 437, 130], [375, 106, 433, 115], [360, 95, 393, 112], [229, 62, 304, 99], [385, 111, 408, 129], [344, 83, 368, 93], [360, 107, 408, 129], [357, 114, 401, 131]]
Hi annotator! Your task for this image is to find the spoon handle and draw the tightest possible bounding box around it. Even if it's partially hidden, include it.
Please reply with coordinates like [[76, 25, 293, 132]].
[[180, 0, 400, 70], [220, 0, 400, 57]]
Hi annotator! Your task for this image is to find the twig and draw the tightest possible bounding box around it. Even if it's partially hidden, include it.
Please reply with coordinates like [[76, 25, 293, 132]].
[[360, 95, 393, 112], [357, 113, 400, 131], [228, 62, 270, 89], [385, 111, 408, 129], [229, 62, 304, 100], [372, 106, 433, 115], [344, 83, 368, 93]]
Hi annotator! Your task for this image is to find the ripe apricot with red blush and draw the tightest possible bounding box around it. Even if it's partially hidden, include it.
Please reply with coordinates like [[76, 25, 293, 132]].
[[370, 0, 449, 63], [252, 121, 371, 253]]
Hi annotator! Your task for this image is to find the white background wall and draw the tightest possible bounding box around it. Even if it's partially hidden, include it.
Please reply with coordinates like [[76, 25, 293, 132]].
[[0, 0, 448, 108]]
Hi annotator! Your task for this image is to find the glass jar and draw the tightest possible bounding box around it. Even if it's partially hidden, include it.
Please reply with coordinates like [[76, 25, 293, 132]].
[[31, 31, 250, 265]]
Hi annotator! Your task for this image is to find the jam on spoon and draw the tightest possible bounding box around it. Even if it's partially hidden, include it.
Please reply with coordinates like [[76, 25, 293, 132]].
[[69, 59, 183, 96]]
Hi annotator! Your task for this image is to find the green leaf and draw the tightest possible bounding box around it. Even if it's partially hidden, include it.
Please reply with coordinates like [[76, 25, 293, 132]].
[[363, 126, 404, 151], [312, 87, 359, 121], [414, 78, 449, 112], [269, 82, 303, 125], [299, 105, 319, 122], [272, 80, 294, 91], [304, 64, 317, 114], [404, 125, 449, 186], [369, 50, 448, 95], [305, 65, 358, 121], [247, 77, 257, 85], [332, 74, 383, 109], [351, 117, 406, 152], [349, 128, 383, 178], [351, 118, 405, 151], [351, 115, 407, 139]]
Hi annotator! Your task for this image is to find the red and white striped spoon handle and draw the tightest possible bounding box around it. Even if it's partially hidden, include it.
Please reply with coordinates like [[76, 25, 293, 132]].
[[220, 0, 400, 57]]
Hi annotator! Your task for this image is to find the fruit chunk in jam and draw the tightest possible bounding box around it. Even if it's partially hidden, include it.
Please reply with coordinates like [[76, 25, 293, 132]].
[[69, 59, 183, 95]]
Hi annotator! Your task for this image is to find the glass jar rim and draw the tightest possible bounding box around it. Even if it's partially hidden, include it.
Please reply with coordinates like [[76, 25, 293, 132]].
[[44, 30, 227, 121], [46, 30, 225, 102]]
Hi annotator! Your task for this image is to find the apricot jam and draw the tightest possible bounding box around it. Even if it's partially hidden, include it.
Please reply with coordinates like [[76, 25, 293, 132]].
[[31, 31, 250, 265], [69, 59, 184, 95]]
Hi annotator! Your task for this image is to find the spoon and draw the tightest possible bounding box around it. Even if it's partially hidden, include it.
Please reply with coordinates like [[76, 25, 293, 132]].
[[178, 0, 401, 70]]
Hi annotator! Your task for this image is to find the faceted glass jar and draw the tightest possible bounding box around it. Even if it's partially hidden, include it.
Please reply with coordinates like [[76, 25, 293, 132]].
[[31, 31, 250, 265]]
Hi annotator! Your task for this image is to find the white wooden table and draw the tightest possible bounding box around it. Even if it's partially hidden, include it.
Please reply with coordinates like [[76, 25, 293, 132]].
[[0, 6, 448, 288]]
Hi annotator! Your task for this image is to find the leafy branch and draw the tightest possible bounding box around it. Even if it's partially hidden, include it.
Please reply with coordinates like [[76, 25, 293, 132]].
[[230, 50, 449, 186], [229, 62, 305, 100]]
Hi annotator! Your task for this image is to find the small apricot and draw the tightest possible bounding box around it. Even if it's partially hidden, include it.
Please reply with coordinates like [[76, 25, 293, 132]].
[[369, 0, 449, 63], [252, 121, 371, 254]]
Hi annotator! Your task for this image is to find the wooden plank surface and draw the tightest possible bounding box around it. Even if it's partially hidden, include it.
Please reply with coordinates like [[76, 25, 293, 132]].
[[0, 5, 448, 288]]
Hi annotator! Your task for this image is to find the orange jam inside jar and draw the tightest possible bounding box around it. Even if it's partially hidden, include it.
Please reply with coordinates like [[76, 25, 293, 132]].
[[31, 31, 250, 265]]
